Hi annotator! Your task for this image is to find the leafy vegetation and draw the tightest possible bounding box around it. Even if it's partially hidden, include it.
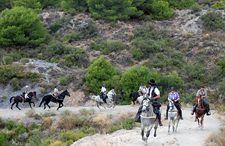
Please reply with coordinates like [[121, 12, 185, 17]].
[[191, 2, 201, 13], [212, 1, 225, 9], [11, 0, 43, 13], [86, 56, 119, 94], [201, 11, 225, 31], [0, 7, 49, 47]]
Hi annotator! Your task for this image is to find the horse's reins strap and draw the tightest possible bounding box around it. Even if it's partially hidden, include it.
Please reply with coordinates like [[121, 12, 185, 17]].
[[140, 115, 155, 119]]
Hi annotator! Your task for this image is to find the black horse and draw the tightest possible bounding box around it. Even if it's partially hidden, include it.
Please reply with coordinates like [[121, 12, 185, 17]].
[[129, 91, 140, 105], [39, 90, 70, 110], [10, 92, 37, 110]]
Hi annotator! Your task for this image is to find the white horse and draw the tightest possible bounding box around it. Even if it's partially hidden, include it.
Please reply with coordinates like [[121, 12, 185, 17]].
[[168, 99, 180, 134], [91, 89, 116, 110], [141, 98, 158, 143]]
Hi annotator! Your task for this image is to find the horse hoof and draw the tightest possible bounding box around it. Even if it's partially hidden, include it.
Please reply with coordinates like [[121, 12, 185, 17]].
[[142, 137, 146, 141], [154, 134, 157, 137]]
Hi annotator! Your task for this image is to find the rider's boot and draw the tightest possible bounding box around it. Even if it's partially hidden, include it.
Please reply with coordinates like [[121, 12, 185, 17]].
[[165, 111, 168, 120], [180, 111, 184, 120], [206, 105, 211, 116], [191, 105, 196, 115], [134, 106, 142, 123], [157, 114, 163, 126]]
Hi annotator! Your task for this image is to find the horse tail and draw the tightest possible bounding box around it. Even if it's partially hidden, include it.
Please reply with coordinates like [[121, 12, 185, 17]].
[[39, 97, 45, 107], [10, 96, 14, 103]]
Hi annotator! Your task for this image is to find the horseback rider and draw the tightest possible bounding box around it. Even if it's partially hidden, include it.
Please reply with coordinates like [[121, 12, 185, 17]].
[[142, 85, 147, 96], [135, 79, 163, 126], [138, 83, 144, 96], [100, 84, 107, 103], [54, 85, 59, 99], [191, 85, 211, 116], [24, 85, 29, 99], [165, 87, 183, 120]]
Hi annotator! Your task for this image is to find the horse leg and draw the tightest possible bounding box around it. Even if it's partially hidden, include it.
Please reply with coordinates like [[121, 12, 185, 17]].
[[168, 117, 171, 134], [201, 114, 204, 128], [153, 123, 158, 137], [29, 102, 32, 109], [32, 101, 35, 107], [146, 125, 153, 143], [16, 103, 21, 110], [11, 102, 16, 110], [175, 118, 180, 132], [141, 124, 145, 141], [97, 103, 101, 111], [172, 119, 176, 132]]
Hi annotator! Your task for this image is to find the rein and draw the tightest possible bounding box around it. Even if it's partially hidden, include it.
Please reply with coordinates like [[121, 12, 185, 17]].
[[140, 115, 155, 119]]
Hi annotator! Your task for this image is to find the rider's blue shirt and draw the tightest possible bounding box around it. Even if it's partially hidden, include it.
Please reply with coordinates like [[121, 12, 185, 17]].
[[168, 92, 180, 101]]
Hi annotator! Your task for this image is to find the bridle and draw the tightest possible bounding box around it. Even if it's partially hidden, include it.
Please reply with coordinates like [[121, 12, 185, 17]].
[[141, 99, 155, 119]]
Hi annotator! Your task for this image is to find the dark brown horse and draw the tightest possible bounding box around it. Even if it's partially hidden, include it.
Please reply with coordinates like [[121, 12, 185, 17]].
[[129, 91, 141, 105], [10, 92, 37, 110], [195, 95, 206, 128], [39, 90, 70, 110]]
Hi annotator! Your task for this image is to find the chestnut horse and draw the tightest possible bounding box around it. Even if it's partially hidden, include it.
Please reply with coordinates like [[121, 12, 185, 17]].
[[195, 95, 206, 128]]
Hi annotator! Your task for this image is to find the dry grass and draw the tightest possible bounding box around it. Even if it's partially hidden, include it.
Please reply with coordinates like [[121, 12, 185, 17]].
[[92, 113, 112, 127], [57, 114, 81, 130], [115, 111, 135, 120], [205, 128, 225, 146], [25, 109, 36, 117], [42, 117, 53, 129]]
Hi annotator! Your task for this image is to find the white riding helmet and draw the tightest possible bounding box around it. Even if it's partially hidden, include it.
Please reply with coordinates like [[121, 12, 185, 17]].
[[26, 85, 29, 88]]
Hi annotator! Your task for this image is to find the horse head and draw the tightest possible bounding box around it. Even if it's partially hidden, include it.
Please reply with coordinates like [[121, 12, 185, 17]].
[[108, 89, 116, 98], [28, 91, 37, 99], [168, 99, 175, 111], [65, 90, 70, 97], [142, 98, 150, 112], [196, 95, 203, 108]]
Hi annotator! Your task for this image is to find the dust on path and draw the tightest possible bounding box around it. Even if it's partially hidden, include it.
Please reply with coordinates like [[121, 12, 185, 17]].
[[0, 105, 223, 146]]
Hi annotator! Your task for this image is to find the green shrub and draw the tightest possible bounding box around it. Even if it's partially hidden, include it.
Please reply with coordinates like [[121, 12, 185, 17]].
[[60, 77, 67, 85], [5, 120, 17, 130], [131, 23, 173, 60], [10, 78, 20, 91], [150, 0, 174, 20], [40, 87, 46, 95], [87, 0, 143, 21], [106, 118, 136, 133], [24, 71, 41, 82], [0, 0, 11, 11], [120, 66, 160, 104], [38, 0, 62, 9], [11, 0, 42, 13], [7, 52, 22, 61], [49, 17, 70, 33], [0, 132, 6, 146], [62, 32, 82, 43], [85, 56, 118, 94], [90, 39, 126, 55], [159, 72, 184, 94], [60, 130, 86, 142], [21, 58, 29, 63], [0, 6, 49, 47], [191, 2, 201, 13], [14, 122, 26, 134], [163, 0, 194, 9], [180, 93, 196, 103], [1, 95, 7, 99], [4, 56, 13, 65], [110, 22, 117, 28], [0, 64, 24, 84], [205, 0, 211, 6], [212, 1, 225, 9], [78, 127, 96, 135], [201, 11, 225, 31], [29, 123, 39, 130], [61, 0, 88, 12]]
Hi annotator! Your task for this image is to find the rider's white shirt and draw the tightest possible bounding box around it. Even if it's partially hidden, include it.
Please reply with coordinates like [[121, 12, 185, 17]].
[[54, 88, 58, 94], [101, 87, 106, 93], [147, 87, 160, 98]]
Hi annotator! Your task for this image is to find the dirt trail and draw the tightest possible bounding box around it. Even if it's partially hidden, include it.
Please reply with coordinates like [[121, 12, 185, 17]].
[[0, 105, 223, 146]]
